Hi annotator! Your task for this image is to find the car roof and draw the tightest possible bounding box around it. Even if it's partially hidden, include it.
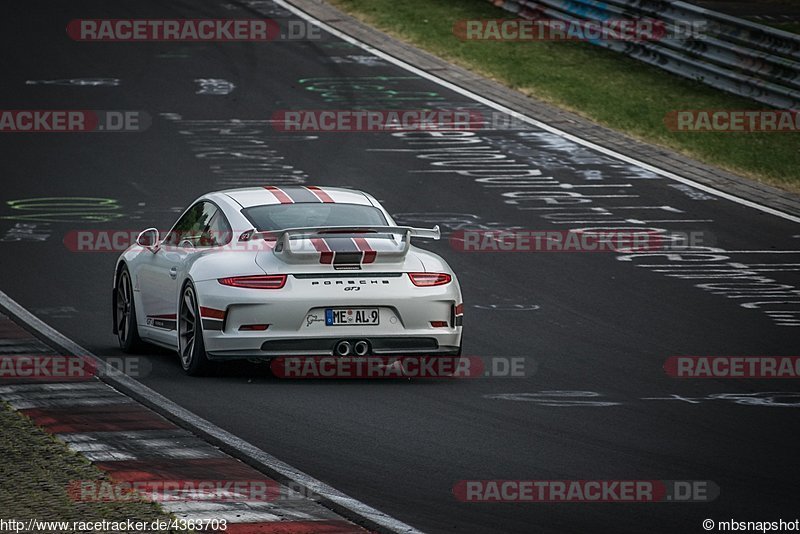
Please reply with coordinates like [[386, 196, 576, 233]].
[[219, 186, 375, 208]]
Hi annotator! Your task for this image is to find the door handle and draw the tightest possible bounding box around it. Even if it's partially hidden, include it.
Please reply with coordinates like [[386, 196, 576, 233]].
[[169, 267, 177, 280]]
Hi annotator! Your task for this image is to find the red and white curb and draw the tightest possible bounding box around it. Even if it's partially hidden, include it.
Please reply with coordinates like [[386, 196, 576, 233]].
[[0, 300, 421, 534]]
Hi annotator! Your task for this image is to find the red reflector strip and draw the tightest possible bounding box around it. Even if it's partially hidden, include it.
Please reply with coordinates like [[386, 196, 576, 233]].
[[310, 238, 334, 264], [430, 321, 448, 328], [409, 272, 452, 286], [352, 237, 376, 264], [239, 324, 270, 331], [199, 307, 225, 320], [264, 185, 293, 204], [305, 185, 334, 203], [454, 303, 464, 316]]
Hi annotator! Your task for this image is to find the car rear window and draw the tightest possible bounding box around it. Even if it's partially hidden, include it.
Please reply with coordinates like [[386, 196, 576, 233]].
[[242, 203, 388, 231]]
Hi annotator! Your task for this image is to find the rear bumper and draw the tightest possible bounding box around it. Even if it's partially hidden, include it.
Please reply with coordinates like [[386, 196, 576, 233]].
[[207, 338, 461, 360], [195, 275, 463, 360]]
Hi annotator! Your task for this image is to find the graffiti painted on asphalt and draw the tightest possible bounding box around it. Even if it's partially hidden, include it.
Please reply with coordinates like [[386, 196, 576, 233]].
[[1, 198, 124, 223], [195, 78, 235, 95], [298, 76, 445, 107], [0, 223, 51, 242], [668, 183, 717, 200], [618, 250, 800, 328], [329, 55, 388, 67], [485, 390, 800, 407], [241, 0, 292, 17], [393, 213, 522, 235], [472, 304, 540, 311], [25, 78, 120, 86], [372, 130, 799, 328], [32, 306, 79, 318], [161, 114, 311, 187]]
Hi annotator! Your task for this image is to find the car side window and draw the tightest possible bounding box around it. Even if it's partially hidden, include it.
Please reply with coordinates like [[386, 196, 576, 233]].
[[165, 202, 217, 247], [206, 210, 232, 247]]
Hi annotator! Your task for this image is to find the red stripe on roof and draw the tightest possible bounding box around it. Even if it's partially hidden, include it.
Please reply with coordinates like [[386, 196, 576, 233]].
[[305, 186, 335, 203], [264, 186, 293, 204], [310, 238, 334, 264], [352, 237, 376, 264]]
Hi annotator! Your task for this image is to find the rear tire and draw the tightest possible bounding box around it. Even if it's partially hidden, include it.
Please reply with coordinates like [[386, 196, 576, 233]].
[[178, 282, 212, 376], [116, 266, 145, 353]]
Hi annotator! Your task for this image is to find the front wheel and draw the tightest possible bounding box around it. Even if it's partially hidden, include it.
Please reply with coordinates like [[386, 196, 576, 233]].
[[116, 266, 145, 352], [178, 282, 212, 376]]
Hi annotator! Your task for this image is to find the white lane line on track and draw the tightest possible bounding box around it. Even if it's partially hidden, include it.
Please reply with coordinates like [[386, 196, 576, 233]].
[[0, 290, 423, 534], [271, 0, 800, 225]]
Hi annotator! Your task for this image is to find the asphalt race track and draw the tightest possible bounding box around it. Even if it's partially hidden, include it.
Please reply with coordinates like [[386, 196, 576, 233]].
[[1, 1, 799, 533]]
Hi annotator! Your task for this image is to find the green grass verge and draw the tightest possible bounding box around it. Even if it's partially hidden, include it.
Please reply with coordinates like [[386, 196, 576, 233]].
[[0, 402, 190, 533], [329, 0, 800, 192]]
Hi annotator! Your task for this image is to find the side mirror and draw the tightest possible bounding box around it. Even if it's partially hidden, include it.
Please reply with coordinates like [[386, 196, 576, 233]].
[[136, 228, 160, 251]]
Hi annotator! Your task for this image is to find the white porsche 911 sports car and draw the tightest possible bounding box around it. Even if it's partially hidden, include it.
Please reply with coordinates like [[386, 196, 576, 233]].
[[113, 186, 463, 375]]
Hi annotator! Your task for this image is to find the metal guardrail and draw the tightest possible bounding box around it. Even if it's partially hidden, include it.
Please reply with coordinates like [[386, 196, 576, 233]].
[[486, 0, 800, 109]]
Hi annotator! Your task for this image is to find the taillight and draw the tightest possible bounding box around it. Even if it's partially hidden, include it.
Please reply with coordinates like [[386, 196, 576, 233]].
[[218, 275, 286, 289], [408, 272, 451, 287]]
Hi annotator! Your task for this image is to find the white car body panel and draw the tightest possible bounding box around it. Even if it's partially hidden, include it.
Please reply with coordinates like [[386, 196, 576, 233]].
[[114, 186, 463, 359]]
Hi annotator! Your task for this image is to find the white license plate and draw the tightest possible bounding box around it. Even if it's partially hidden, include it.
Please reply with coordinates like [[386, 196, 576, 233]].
[[325, 308, 379, 326]]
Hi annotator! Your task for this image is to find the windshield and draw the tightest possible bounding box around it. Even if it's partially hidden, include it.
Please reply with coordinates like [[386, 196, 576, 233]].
[[242, 203, 388, 231]]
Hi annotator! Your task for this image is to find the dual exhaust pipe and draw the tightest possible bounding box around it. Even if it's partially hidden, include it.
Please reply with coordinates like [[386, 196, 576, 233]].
[[335, 340, 370, 356]]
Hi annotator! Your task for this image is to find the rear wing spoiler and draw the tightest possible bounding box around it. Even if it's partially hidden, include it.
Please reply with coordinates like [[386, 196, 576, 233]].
[[253, 225, 440, 264], [254, 225, 440, 243]]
